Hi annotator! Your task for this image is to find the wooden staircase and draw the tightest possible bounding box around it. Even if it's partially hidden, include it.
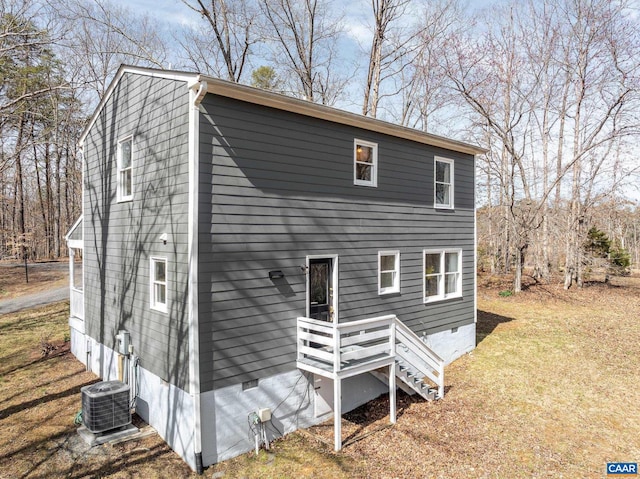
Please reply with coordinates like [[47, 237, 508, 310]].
[[372, 319, 444, 401], [296, 314, 445, 450]]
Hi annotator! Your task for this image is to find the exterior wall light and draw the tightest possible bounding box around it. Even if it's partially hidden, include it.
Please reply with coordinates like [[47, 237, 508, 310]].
[[269, 270, 284, 279]]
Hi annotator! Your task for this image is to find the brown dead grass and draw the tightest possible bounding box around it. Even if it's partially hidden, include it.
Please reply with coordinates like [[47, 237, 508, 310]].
[[0, 261, 68, 299], [1, 274, 639, 478], [0, 302, 196, 479]]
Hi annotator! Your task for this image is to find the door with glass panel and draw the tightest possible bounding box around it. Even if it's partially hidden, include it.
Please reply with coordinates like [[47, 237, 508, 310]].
[[308, 258, 334, 321]]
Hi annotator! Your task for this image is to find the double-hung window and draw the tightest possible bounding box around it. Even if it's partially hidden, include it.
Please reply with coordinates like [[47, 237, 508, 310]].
[[354, 139, 378, 187], [378, 250, 400, 295], [150, 257, 168, 312], [434, 157, 454, 209], [117, 136, 133, 202], [424, 249, 462, 302]]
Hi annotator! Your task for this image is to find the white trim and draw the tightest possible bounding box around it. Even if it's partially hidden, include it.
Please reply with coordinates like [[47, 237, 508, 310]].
[[150, 256, 168, 313], [423, 248, 462, 303], [69, 247, 84, 292], [69, 315, 85, 334], [305, 255, 339, 323], [378, 250, 400, 295], [79, 65, 198, 146], [67, 239, 83, 249], [353, 139, 378, 187], [434, 157, 455, 209], [117, 135, 134, 202], [188, 80, 205, 461], [64, 215, 83, 242]]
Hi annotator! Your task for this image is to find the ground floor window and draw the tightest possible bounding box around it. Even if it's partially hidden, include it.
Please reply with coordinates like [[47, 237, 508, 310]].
[[150, 257, 168, 312], [378, 250, 400, 295], [423, 249, 462, 302]]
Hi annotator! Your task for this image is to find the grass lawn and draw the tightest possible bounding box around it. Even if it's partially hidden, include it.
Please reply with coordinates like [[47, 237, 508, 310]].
[[0, 275, 639, 478], [0, 262, 68, 300]]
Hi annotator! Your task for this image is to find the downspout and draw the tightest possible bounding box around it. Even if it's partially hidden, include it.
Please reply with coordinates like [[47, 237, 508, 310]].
[[188, 77, 207, 475], [473, 154, 478, 327]]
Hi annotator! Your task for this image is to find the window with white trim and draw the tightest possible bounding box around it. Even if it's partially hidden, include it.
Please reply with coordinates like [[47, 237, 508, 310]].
[[354, 139, 378, 187], [378, 250, 400, 295], [150, 257, 168, 312], [434, 157, 454, 208], [117, 136, 133, 201], [423, 249, 462, 302]]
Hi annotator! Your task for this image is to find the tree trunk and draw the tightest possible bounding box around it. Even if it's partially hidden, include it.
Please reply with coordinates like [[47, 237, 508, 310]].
[[513, 243, 527, 293]]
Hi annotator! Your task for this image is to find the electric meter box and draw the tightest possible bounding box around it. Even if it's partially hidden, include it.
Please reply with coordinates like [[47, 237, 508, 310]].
[[257, 408, 271, 422], [116, 330, 130, 355]]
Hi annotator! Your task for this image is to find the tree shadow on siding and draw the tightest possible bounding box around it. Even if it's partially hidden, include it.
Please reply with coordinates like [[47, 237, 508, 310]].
[[87, 74, 190, 462], [476, 310, 514, 345]]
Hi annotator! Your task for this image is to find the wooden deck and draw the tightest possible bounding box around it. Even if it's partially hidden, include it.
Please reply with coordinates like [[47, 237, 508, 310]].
[[296, 314, 444, 451], [296, 315, 397, 379]]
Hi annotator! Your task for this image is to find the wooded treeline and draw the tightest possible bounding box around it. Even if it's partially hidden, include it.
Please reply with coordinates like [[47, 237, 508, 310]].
[[1, 0, 638, 291]]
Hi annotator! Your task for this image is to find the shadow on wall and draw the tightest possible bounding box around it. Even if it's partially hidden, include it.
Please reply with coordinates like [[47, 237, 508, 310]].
[[476, 310, 514, 345]]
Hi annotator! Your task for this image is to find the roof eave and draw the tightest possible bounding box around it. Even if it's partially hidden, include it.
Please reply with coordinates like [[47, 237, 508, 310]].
[[199, 75, 486, 156]]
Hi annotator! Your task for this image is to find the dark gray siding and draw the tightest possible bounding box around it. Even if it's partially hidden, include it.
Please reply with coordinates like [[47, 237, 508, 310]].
[[83, 73, 191, 390], [198, 95, 476, 392]]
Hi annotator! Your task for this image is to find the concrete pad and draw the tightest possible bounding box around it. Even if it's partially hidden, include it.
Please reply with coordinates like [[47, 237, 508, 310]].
[[77, 424, 139, 446]]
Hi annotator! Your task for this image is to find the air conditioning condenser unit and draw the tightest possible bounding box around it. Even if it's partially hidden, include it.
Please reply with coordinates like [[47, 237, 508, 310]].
[[81, 380, 131, 433]]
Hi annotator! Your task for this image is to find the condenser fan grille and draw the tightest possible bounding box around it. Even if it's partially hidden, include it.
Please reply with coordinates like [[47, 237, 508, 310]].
[[81, 380, 131, 433]]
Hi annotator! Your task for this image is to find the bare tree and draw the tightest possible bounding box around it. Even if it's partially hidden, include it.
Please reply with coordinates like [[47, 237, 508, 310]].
[[59, 0, 170, 99], [261, 0, 347, 105], [361, 0, 410, 117], [450, 0, 639, 291], [559, 0, 640, 289], [399, 0, 465, 133], [179, 0, 258, 82]]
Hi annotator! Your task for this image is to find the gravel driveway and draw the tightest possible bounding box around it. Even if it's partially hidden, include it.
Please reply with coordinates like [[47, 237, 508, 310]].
[[0, 286, 69, 315]]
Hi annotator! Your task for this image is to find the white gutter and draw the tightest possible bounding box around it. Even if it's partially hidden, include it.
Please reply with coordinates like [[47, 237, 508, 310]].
[[188, 79, 207, 474]]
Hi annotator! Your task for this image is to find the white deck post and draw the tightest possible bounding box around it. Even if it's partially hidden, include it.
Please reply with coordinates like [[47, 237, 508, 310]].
[[389, 363, 396, 424], [389, 318, 397, 424], [334, 377, 342, 451]]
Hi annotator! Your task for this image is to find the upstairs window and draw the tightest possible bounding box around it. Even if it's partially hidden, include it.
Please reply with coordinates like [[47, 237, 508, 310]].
[[150, 257, 168, 312], [378, 250, 400, 295], [424, 249, 462, 303], [434, 157, 454, 209], [117, 136, 133, 201], [354, 139, 378, 187]]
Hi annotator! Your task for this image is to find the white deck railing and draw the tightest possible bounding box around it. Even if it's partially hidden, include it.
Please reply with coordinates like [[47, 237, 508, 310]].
[[297, 314, 396, 377], [70, 288, 84, 320], [297, 314, 444, 397]]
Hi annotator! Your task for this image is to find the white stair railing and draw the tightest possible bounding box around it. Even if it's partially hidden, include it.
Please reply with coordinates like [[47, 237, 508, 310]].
[[395, 319, 444, 398]]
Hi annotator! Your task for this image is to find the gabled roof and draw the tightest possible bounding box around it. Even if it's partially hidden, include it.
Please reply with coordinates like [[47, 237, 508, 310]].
[[65, 215, 83, 248], [80, 65, 486, 156]]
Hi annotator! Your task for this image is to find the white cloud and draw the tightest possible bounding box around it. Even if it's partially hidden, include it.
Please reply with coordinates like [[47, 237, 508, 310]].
[[344, 22, 372, 46]]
